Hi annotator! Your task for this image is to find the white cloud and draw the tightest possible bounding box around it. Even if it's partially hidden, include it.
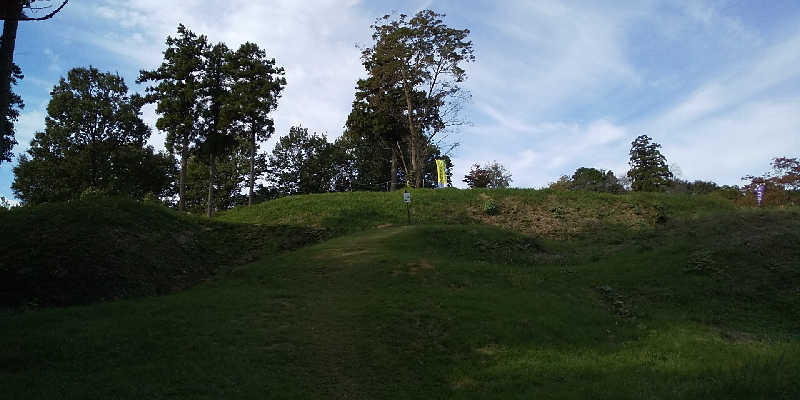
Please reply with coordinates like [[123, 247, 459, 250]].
[[467, 1, 639, 120], [6, 0, 800, 198], [73, 0, 374, 145], [640, 28, 800, 184], [454, 118, 630, 188]]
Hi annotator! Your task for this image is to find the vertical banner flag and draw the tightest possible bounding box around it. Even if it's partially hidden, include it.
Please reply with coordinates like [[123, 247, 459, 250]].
[[436, 159, 447, 188], [756, 184, 765, 207]]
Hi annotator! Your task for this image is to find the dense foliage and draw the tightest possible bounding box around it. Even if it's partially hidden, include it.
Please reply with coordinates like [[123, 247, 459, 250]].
[[12, 67, 174, 204], [569, 167, 624, 193], [627, 134, 673, 191], [359, 10, 474, 187], [266, 126, 348, 196]]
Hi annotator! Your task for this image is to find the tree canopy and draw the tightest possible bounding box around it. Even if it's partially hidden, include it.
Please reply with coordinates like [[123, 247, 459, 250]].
[[570, 167, 624, 193], [12, 66, 173, 204], [359, 10, 474, 187], [266, 126, 347, 197], [627, 134, 673, 192], [138, 24, 208, 211], [226, 41, 286, 205]]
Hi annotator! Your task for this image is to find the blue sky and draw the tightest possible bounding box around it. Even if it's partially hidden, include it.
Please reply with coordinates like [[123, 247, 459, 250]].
[[3, 0, 800, 199]]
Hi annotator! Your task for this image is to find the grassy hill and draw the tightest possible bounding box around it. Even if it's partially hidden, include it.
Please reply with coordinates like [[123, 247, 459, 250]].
[[0, 198, 325, 306], [217, 188, 736, 237], [1, 189, 798, 398]]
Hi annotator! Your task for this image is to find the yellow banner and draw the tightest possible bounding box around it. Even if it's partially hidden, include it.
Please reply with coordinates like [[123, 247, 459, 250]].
[[436, 159, 447, 188]]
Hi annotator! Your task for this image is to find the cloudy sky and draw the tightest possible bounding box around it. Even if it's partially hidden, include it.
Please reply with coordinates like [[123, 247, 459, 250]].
[[2, 0, 800, 198]]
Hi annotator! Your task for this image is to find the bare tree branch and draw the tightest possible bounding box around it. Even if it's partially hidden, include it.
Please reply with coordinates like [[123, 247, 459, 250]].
[[1, 0, 69, 21]]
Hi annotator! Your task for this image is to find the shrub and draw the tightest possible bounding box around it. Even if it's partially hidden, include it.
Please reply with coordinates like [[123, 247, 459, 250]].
[[483, 198, 500, 215]]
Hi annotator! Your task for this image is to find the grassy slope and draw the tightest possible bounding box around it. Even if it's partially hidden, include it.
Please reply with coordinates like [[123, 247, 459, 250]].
[[1, 190, 798, 398], [0, 198, 325, 306], [217, 188, 735, 237]]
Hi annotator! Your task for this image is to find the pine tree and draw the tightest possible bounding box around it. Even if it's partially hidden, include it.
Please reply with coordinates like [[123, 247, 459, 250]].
[[196, 42, 236, 217], [138, 24, 207, 211], [227, 42, 286, 206]]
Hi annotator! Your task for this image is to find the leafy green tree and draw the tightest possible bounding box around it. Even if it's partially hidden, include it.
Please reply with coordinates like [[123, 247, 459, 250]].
[[1, 1, 69, 164], [570, 167, 624, 193], [227, 42, 286, 205], [627, 134, 673, 192], [138, 24, 208, 211], [360, 10, 474, 187], [12, 66, 173, 204], [464, 161, 512, 189], [266, 126, 342, 196]]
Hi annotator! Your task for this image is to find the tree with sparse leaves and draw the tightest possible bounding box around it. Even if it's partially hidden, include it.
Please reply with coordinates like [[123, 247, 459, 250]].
[[464, 161, 512, 189], [360, 10, 474, 187], [12, 66, 174, 204], [627, 134, 673, 192], [138, 24, 207, 211]]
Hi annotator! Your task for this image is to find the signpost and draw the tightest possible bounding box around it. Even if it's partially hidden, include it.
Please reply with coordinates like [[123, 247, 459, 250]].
[[403, 190, 411, 225]]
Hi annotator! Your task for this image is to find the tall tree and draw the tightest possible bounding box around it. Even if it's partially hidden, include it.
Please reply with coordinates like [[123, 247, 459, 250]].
[[196, 42, 236, 217], [1, 1, 68, 164], [343, 80, 407, 191], [138, 24, 207, 211], [227, 42, 286, 206], [360, 10, 474, 187], [12, 66, 173, 204], [627, 134, 673, 192]]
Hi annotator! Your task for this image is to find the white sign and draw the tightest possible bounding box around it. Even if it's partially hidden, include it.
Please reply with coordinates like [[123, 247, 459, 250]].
[[403, 192, 411, 203]]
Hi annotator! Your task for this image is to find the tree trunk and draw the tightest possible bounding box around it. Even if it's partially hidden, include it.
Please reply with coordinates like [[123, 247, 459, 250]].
[[207, 154, 216, 218], [179, 138, 187, 211], [390, 151, 398, 191], [408, 134, 424, 188], [400, 73, 421, 188], [0, 2, 21, 153], [248, 130, 255, 206]]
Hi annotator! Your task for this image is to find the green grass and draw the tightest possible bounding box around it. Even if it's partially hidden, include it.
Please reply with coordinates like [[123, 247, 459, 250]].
[[1, 190, 798, 398], [0, 197, 325, 306]]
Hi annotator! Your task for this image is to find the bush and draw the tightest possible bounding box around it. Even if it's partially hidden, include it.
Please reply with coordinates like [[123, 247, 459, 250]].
[[483, 198, 500, 215]]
